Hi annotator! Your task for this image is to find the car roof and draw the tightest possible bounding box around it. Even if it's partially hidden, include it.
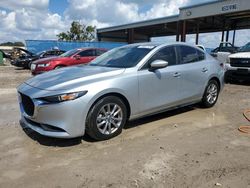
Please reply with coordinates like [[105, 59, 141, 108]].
[[124, 42, 200, 49], [76, 47, 107, 51]]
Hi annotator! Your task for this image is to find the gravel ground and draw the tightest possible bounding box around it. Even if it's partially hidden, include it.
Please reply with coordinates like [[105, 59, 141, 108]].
[[0, 66, 249, 188]]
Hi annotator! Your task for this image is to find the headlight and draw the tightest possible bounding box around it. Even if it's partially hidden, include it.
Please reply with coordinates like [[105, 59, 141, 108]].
[[37, 63, 50, 67], [40, 91, 88, 103], [225, 57, 230, 64]]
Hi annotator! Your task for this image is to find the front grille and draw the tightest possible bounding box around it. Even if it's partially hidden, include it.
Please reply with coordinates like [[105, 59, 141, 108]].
[[24, 117, 66, 132], [20, 93, 34, 116], [230, 58, 250, 67]]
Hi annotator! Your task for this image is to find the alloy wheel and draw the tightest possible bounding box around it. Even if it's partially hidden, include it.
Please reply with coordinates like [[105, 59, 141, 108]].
[[206, 83, 218, 104], [96, 103, 123, 135]]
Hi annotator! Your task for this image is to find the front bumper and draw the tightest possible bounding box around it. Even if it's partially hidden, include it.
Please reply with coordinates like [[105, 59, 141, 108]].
[[225, 64, 250, 81], [31, 65, 52, 75], [17, 84, 89, 138], [12, 60, 30, 68]]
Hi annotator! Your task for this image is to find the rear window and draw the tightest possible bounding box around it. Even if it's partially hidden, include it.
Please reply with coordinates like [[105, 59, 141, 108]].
[[178, 46, 205, 64]]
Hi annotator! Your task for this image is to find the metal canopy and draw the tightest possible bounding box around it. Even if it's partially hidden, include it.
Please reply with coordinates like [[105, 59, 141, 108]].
[[97, 0, 250, 45]]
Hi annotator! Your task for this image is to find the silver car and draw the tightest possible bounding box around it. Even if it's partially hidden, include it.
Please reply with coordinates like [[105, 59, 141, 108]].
[[17, 43, 224, 140]]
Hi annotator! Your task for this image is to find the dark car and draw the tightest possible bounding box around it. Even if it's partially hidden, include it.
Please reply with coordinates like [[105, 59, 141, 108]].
[[11, 48, 65, 69], [31, 48, 107, 75], [211, 42, 238, 54]]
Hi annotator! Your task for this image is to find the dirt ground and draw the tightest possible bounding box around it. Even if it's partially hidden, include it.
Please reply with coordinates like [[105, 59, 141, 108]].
[[0, 66, 249, 188]]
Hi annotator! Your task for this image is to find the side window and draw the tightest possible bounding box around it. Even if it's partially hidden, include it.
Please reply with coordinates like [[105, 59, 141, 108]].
[[51, 50, 58, 55], [179, 46, 199, 64], [197, 49, 205, 61], [96, 49, 106, 56], [145, 46, 177, 68], [78, 50, 95, 57], [58, 51, 65, 55], [44, 51, 54, 57]]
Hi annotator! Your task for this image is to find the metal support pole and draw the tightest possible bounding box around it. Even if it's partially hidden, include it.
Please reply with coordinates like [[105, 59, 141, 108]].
[[97, 34, 101, 42], [221, 30, 224, 42], [226, 29, 230, 42], [128, 29, 134, 44], [221, 20, 225, 42], [232, 29, 236, 46], [147, 36, 151, 42], [195, 20, 200, 45], [176, 21, 180, 42], [181, 20, 186, 42]]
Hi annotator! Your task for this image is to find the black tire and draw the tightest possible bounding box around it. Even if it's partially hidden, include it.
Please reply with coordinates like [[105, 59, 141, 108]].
[[54, 65, 64, 69], [86, 96, 127, 140], [201, 80, 219, 108]]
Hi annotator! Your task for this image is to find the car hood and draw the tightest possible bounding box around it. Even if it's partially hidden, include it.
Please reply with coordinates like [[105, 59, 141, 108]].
[[25, 65, 125, 91], [229, 52, 250, 58], [33, 56, 63, 64]]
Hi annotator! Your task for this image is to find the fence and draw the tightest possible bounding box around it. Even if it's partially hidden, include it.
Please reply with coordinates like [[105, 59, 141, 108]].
[[25, 40, 127, 53]]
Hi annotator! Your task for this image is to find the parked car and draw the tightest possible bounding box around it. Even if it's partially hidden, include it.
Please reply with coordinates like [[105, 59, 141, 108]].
[[30, 48, 107, 75], [224, 42, 250, 82], [0, 49, 11, 59], [11, 48, 65, 69], [210, 42, 238, 63], [17, 42, 224, 140]]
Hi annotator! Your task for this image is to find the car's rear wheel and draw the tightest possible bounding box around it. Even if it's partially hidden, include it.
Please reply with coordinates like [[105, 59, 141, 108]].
[[86, 96, 127, 140], [201, 80, 219, 108]]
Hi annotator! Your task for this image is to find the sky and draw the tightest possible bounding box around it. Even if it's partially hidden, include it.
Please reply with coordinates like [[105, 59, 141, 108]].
[[0, 0, 249, 48]]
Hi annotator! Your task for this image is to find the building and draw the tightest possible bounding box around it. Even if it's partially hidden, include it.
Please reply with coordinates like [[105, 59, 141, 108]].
[[97, 0, 250, 45]]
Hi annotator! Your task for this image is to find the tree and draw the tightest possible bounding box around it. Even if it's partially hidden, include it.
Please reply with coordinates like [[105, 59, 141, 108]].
[[0, 41, 24, 46], [57, 21, 96, 41]]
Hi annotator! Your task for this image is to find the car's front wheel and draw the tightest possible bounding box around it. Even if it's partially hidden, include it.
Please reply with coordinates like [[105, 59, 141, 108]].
[[201, 80, 219, 108], [86, 96, 127, 140], [54, 65, 64, 69]]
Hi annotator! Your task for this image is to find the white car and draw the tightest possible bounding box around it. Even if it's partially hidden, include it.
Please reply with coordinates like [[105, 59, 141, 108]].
[[211, 42, 238, 64], [225, 42, 250, 82]]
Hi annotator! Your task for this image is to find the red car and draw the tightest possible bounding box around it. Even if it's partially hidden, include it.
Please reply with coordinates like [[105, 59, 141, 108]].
[[30, 48, 107, 75]]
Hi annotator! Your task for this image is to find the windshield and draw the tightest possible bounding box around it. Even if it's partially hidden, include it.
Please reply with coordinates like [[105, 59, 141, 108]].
[[238, 43, 250, 52], [89, 46, 154, 68], [60, 49, 79, 57]]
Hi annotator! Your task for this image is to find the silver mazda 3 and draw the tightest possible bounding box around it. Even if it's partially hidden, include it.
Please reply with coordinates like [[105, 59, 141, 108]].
[[17, 43, 224, 140]]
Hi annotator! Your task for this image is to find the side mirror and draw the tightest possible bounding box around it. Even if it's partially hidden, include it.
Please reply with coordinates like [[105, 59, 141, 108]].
[[74, 55, 81, 60], [149, 60, 168, 71]]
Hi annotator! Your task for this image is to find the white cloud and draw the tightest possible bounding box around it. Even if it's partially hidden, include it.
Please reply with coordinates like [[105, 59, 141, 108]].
[[0, 0, 249, 48], [64, 0, 188, 27], [0, 0, 49, 11], [139, 0, 188, 20], [0, 0, 67, 42]]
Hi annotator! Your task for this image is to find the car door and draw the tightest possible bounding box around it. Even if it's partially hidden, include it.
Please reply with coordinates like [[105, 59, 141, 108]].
[[137, 46, 182, 114], [76, 49, 96, 65], [176, 45, 209, 103]]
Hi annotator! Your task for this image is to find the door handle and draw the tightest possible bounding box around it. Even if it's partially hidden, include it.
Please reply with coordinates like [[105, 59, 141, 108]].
[[202, 67, 208, 72], [173, 72, 181, 77]]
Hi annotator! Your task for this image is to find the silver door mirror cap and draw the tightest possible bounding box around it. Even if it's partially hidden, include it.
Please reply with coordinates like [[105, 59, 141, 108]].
[[150, 60, 168, 70]]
